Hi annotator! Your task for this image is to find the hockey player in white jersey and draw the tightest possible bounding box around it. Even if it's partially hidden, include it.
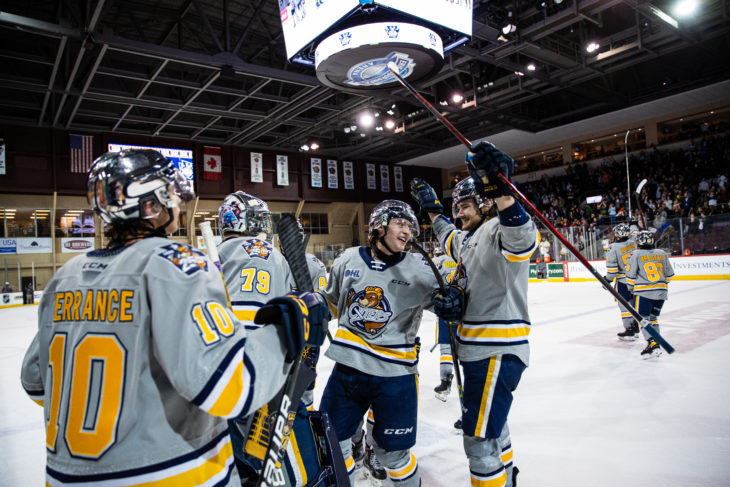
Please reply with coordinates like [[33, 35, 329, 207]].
[[318, 200, 460, 487], [625, 230, 675, 358], [411, 141, 539, 487], [604, 223, 639, 340], [20, 149, 327, 487]]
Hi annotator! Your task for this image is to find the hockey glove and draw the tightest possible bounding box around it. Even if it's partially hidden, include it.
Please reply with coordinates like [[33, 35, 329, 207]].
[[466, 141, 514, 199], [410, 177, 444, 215], [431, 285, 466, 323], [255, 291, 328, 362]]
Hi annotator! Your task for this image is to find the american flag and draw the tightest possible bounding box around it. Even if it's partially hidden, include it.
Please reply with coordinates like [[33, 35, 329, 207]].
[[69, 134, 94, 173]]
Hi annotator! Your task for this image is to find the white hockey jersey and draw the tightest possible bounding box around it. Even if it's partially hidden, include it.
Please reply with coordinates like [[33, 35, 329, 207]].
[[218, 236, 295, 330], [605, 240, 636, 282], [306, 252, 327, 291], [432, 212, 538, 366], [626, 248, 675, 299], [322, 246, 439, 377], [21, 238, 290, 487]]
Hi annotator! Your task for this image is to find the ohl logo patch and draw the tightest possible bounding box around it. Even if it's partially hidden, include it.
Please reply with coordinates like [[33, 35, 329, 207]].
[[158, 243, 208, 275], [346, 286, 393, 338], [242, 239, 272, 260]]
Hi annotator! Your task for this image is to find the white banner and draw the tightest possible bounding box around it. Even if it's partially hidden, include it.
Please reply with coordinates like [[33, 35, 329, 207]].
[[380, 164, 390, 192], [343, 161, 354, 190], [276, 155, 289, 186], [61, 237, 95, 253], [311, 158, 322, 188], [251, 152, 263, 183], [16, 237, 52, 254], [0, 138, 6, 175], [327, 159, 338, 189], [366, 163, 377, 190], [0, 292, 24, 307], [393, 166, 404, 192]]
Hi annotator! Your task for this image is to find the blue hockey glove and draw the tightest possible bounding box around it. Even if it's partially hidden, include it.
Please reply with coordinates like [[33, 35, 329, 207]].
[[431, 285, 466, 323], [410, 177, 444, 215], [466, 141, 514, 198], [255, 291, 328, 362]]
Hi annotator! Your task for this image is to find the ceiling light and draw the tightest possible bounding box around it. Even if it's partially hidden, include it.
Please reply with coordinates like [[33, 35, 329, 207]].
[[497, 35, 509, 42], [586, 41, 600, 53], [350, 125, 358, 131], [554, 0, 563, 4], [514, 71, 525, 76], [360, 133, 367, 138], [375, 126, 383, 131], [360, 111, 375, 128], [300, 144, 310, 151], [310, 142, 319, 150], [673, 0, 698, 17], [385, 119, 396, 129], [344, 127, 351, 133], [439, 100, 449, 106], [527, 63, 536, 71], [452, 93, 464, 103], [386, 109, 395, 115]]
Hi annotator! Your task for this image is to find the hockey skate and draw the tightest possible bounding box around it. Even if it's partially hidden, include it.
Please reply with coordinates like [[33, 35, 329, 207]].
[[617, 322, 639, 341], [640, 339, 661, 359], [434, 374, 453, 401], [352, 438, 365, 468], [363, 445, 387, 486], [454, 418, 462, 430]]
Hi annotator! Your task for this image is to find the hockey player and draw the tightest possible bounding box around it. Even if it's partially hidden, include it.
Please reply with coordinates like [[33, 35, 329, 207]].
[[318, 200, 460, 487], [411, 141, 539, 487], [20, 150, 326, 487], [432, 248, 458, 401], [625, 230, 675, 358], [216, 192, 342, 486], [605, 223, 639, 340]]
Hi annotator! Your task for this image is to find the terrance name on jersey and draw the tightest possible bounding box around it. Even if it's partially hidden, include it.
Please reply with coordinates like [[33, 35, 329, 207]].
[[52, 289, 134, 323]]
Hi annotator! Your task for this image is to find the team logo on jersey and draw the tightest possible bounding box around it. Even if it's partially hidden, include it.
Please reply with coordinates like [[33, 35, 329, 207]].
[[453, 260, 468, 289], [158, 243, 208, 275], [242, 239, 272, 260], [346, 286, 393, 337]]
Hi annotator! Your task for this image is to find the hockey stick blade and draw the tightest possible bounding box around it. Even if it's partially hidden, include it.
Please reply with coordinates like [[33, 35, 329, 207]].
[[635, 178, 648, 195], [256, 214, 314, 487]]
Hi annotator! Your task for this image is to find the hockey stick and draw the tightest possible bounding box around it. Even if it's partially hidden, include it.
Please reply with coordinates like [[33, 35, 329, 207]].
[[409, 239, 465, 407], [199, 221, 232, 308], [388, 63, 675, 354], [256, 214, 316, 487], [634, 178, 648, 230]]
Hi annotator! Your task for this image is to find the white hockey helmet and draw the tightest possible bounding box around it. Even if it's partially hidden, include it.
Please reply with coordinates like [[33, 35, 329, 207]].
[[451, 176, 487, 218], [369, 199, 420, 238], [218, 191, 273, 241], [87, 149, 194, 224], [613, 222, 631, 241], [636, 230, 655, 249]]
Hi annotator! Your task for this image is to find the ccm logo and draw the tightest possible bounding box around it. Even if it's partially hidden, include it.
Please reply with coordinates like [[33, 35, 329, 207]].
[[64, 240, 92, 250], [384, 427, 413, 435]]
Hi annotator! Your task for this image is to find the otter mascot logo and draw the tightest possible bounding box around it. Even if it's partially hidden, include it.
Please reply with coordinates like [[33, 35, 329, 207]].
[[346, 286, 393, 338]]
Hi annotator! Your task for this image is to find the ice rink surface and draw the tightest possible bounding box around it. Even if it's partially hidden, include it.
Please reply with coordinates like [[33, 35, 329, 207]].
[[2, 279, 729, 486]]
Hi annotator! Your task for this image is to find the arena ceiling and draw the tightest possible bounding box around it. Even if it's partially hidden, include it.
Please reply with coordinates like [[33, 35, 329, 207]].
[[1, 0, 728, 165]]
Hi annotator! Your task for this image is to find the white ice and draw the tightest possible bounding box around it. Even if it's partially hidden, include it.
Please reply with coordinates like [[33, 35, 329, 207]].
[[2, 280, 730, 486]]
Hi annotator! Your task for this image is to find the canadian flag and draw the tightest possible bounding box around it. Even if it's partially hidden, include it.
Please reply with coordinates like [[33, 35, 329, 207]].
[[203, 146, 222, 180]]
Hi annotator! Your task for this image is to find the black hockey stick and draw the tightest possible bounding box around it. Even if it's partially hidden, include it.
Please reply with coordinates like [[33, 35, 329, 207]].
[[388, 63, 675, 354], [409, 239, 465, 407], [256, 214, 316, 487]]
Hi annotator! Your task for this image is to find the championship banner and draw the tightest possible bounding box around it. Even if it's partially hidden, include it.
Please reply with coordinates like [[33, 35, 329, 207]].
[[203, 146, 222, 180], [380, 164, 390, 192], [276, 155, 289, 186], [366, 163, 377, 190], [61, 237, 95, 253], [327, 159, 338, 189], [251, 152, 263, 183], [393, 166, 404, 192], [16, 237, 52, 254], [0, 138, 6, 175], [343, 161, 354, 189], [311, 158, 322, 188]]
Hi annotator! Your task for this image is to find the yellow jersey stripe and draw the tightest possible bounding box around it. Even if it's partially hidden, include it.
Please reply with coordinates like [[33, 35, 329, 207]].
[[471, 469, 507, 487], [199, 348, 250, 418], [634, 283, 668, 291], [475, 357, 500, 437], [287, 431, 307, 485], [385, 452, 418, 479], [333, 329, 418, 364], [458, 324, 530, 340]]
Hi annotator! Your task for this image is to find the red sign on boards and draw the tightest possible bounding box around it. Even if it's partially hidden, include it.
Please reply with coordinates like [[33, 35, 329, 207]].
[[64, 240, 92, 251]]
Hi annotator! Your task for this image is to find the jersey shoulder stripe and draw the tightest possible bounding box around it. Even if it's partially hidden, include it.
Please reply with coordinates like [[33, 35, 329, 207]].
[[500, 229, 539, 262]]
